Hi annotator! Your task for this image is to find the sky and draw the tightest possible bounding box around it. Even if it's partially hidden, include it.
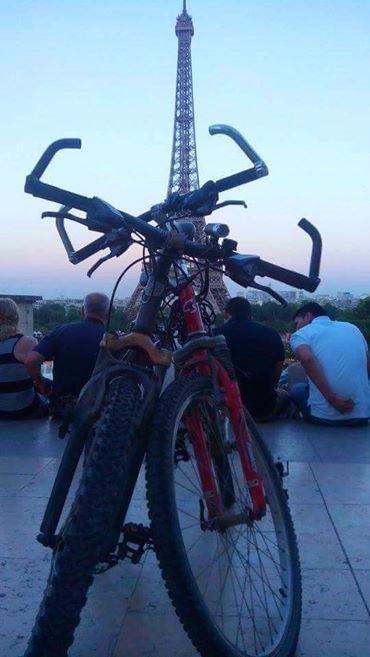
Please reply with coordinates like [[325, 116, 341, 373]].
[[1, 0, 369, 300]]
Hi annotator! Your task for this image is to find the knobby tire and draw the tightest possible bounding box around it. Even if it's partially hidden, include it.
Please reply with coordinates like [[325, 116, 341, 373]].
[[23, 378, 142, 657]]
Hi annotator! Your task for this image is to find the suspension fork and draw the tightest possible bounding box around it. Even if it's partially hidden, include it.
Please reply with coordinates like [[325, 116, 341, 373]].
[[215, 360, 267, 520], [176, 283, 224, 522], [185, 411, 222, 522]]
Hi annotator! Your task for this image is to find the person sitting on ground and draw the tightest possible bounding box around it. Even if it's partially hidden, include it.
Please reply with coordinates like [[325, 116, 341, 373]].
[[0, 298, 49, 420], [214, 297, 287, 420], [25, 292, 109, 419], [290, 302, 370, 426], [279, 361, 308, 392]]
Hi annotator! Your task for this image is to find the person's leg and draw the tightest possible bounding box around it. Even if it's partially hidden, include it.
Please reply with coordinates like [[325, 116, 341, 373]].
[[289, 383, 310, 419], [309, 415, 369, 427]]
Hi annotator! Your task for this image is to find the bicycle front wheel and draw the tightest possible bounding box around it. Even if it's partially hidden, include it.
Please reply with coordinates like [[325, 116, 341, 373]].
[[146, 374, 301, 657]]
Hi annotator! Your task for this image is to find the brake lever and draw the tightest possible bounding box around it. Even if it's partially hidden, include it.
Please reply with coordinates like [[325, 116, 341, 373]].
[[87, 243, 126, 278], [213, 200, 247, 211], [87, 229, 133, 277], [41, 211, 88, 227], [249, 281, 287, 307], [87, 253, 113, 277]]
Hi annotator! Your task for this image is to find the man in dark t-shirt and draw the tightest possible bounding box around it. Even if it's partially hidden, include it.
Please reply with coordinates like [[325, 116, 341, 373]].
[[26, 293, 109, 412], [214, 297, 285, 419]]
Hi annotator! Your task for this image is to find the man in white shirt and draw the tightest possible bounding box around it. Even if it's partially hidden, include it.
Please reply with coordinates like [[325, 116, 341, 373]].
[[290, 303, 370, 426]]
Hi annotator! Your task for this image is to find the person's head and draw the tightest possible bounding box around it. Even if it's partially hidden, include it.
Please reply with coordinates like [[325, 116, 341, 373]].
[[224, 297, 252, 321], [82, 293, 110, 324], [0, 298, 19, 341], [292, 302, 328, 330]]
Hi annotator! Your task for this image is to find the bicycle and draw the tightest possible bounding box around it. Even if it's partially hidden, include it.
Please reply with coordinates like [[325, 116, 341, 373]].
[[23, 124, 322, 657]]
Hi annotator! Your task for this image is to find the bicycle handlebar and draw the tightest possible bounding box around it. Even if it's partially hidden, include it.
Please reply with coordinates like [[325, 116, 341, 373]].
[[255, 219, 321, 292], [209, 124, 268, 193], [24, 128, 322, 293], [25, 138, 91, 212], [24, 125, 268, 217], [298, 218, 322, 280], [29, 139, 81, 179]]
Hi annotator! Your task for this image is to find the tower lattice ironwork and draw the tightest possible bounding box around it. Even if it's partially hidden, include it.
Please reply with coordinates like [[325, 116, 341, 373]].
[[125, 1, 228, 322]]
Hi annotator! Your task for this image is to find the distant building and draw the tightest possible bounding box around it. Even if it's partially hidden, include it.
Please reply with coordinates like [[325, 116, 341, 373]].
[[0, 294, 42, 335], [114, 298, 130, 308], [277, 290, 298, 303], [36, 298, 83, 308], [315, 294, 332, 305], [246, 289, 265, 305], [336, 291, 354, 308]]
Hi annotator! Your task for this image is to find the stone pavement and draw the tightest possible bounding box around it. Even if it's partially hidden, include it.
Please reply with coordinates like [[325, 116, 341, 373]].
[[0, 418, 369, 657]]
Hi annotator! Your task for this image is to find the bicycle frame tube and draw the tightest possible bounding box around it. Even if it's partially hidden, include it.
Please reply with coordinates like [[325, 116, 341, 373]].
[[178, 283, 206, 337]]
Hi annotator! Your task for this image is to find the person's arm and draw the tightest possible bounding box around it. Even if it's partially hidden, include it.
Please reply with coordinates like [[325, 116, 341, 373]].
[[25, 351, 49, 395], [14, 335, 38, 363], [16, 337, 52, 396], [294, 344, 354, 414], [25, 328, 59, 397]]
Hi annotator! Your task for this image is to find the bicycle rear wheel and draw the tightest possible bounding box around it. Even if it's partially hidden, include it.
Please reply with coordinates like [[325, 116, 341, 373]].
[[146, 374, 301, 657], [24, 378, 142, 657]]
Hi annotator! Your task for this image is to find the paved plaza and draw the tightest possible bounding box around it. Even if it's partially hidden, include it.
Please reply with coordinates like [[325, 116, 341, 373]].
[[0, 417, 369, 657]]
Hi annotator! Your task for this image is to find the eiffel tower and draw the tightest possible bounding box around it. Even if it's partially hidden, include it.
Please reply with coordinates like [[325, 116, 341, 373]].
[[125, 1, 228, 323]]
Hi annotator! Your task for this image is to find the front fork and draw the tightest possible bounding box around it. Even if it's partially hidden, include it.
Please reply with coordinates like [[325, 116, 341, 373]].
[[180, 347, 267, 525], [221, 372, 267, 521]]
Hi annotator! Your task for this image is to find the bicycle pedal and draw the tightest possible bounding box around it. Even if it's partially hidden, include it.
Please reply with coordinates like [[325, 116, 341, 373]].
[[123, 522, 153, 544], [116, 522, 154, 564]]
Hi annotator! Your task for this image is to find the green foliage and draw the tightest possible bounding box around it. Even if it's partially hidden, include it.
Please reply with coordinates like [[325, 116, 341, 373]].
[[34, 303, 128, 335], [65, 306, 81, 323], [249, 297, 370, 346], [109, 307, 128, 332], [34, 303, 66, 333], [33, 297, 370, 346]]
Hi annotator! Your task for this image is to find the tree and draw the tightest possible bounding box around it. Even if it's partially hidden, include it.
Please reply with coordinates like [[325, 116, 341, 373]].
[[109, 307, 128, 332], [34, 303, 66, 332], [65, 306, 81, 323], [354, 297, 370, 319]]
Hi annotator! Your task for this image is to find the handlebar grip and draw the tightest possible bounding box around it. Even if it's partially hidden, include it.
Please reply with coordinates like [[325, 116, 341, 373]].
[[24, 177, 91, 212], [29, 139, 81, 180], [215, 167, 263, 194], [257, 260, 320, 292]]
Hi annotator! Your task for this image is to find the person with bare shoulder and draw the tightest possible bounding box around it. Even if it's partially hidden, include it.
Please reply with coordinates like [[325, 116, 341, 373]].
[[290, 302, 370, 426], [0, 298, 49, 420]]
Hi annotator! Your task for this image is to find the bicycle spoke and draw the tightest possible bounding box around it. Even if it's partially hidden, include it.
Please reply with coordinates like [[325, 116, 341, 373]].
[[176, 457, 203, 496], [165, 390, 299, 657], [227, 528, 284, 612]]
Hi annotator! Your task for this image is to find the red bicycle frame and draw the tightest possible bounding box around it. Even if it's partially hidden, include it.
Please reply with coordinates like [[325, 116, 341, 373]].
[[178, 282, 267, 523]]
